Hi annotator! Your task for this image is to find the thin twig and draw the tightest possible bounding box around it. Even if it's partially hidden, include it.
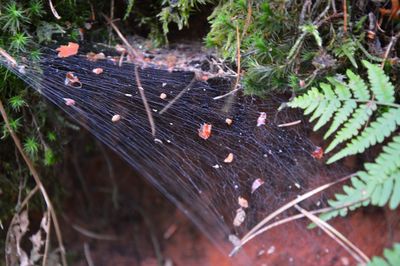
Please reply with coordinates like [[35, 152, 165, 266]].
[[0, 47, 17, 66], [102, 14, 141, 59], [343, 0, 347, 33], [220, 22, 242, 112], [381, 31, 400, 69], [49, 0, 61, 20], [230, 173, 354, 255], [109, 0, 115, 44], [134, 66, 156, 136], [277, 120, 302, 127], [42, 211, 51, 266], [98, 142, 119, 209], [295, 205, 370, 264], [72, 224, 118, 241], [84, 243, 94, 266], [241, 0, 253, 38], [0, 100, 67, 266], [160, 76, 196, 115], [103, 14, 155, 136], [238, 198, 369, 248]]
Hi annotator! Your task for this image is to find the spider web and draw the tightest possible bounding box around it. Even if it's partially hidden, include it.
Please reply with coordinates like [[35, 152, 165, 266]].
[[1, 44, 343, 261]]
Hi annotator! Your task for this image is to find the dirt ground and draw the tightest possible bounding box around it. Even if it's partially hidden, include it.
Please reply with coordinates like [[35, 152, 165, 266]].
[[57, 131, 400, 266]]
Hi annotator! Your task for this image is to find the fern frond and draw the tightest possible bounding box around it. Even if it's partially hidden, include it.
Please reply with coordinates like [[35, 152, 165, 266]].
[[327, 108, 400, 163], [368, 243, 400, 266], [290, 62, 400, 216], [288, 61, 398, 163], [325, 103, 376, 153], [319, 136, 400, 221], [363, 61, 395, 103]]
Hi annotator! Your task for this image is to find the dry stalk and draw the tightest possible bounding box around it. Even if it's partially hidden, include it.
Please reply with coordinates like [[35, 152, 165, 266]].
[[0, 100, 67, 266]]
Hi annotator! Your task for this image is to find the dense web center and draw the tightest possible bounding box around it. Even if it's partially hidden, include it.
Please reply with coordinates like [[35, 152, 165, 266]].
[[1, 45, 334, 256]]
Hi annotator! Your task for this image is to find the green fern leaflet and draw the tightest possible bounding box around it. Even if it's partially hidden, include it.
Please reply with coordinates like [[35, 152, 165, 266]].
[[289, 61, 400, 217], [288, 60, 399, 164], [367, 243, 400, 266]]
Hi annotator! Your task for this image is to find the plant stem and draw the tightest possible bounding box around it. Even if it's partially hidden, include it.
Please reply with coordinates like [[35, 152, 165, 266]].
[[0, 99, 67, 266]]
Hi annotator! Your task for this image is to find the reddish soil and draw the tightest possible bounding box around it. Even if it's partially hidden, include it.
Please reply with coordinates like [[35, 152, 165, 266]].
[[57, 132, 400, 266]]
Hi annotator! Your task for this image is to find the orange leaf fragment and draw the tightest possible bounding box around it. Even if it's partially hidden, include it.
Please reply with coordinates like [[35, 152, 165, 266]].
[[224, 153, 234, 163], [198, 123, 212, 140], [92, 68, 103, 75], [311, 146, 324, 159], [238, 197, 249, 208], [56, 42, 79, 58]]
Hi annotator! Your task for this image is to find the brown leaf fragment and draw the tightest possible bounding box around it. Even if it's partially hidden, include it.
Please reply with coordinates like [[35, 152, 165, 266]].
[[56, 42, 79, 58], [112, 114, 121, 122], [238, 196, 248, 208], [224, 153, 234, 163], [251, 178, 265, 193], [86, 52, 106, 61], [64, 72, 82, 88], [92, 68, 103, 75]]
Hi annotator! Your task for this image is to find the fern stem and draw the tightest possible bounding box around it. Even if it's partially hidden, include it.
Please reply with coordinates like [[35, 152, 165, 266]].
[[354, 100, 400, 108]]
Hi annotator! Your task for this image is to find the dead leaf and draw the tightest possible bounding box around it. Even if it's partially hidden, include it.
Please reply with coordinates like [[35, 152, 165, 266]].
[[64, 72, 82, 88], [251, 178, 265, 193], [238, 196, 248, 208], [225, 118, 233, 125], [18, 210, 29, 235], [92, 68, 103, 75], [56, 42, 79, 58], [224, 153, 234, 163], [112, 114, 121, 122], [29, 230, 43, 264], [233, 208, 246, 227], [63, 98, 75, 106], [257, 112, 267, 127], [40, 212, 50, 234], [198, 123, 212, 140], [311, 146, 324, 159], [86, 52, 106, 61]]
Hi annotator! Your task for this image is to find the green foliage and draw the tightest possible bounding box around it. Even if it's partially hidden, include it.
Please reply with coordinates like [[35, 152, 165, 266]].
[[158, 0, 208, 36], [367, 243, 400, 266], [28, 0, 45, 18], [23, 136, 39, 158], [124, 0, 136, 20], [8, 95, 26, 112], [0, 1, 28, 33], [289, 61, 399, 163], [289, 61, 400, 220]]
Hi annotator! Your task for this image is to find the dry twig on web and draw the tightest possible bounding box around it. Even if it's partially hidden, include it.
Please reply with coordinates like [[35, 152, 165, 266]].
[[294, 205, 370, 265], [103, 14, 156, 136], [230, 173, 354, 255]]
